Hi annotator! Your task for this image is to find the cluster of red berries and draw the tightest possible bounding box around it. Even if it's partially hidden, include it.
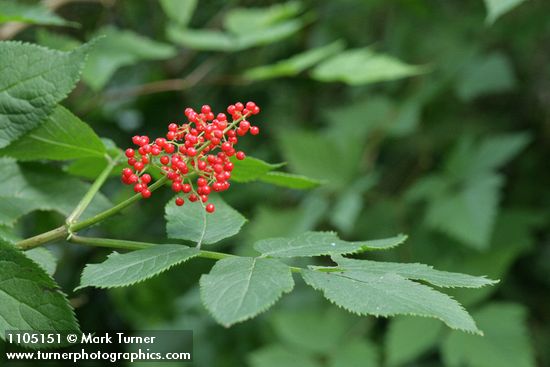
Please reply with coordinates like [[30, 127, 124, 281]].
[[121, 102, 260, 213]]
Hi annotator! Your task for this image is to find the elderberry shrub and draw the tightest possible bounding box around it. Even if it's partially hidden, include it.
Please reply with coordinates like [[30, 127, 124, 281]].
[[121, 102, 261, 213]]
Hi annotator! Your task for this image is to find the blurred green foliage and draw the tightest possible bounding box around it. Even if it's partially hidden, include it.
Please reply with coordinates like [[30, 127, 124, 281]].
[[0, 0, 548, 366]]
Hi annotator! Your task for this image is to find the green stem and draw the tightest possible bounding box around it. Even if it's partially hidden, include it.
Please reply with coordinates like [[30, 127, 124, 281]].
[[66, 155, 120, 225], [15, 176, 168, 250], [68, 235, 304, 273], [16, 226, 68, 251], [70, 175, 168, 232]]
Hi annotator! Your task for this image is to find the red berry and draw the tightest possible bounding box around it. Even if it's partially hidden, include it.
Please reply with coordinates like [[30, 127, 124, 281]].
[[205, 203, 215, 213], [236, 151, 246, 160], [197, 177, 207, 186], [187, 147, 197, 157], [168, 123, 178, 132], [175, 197, 184, 206], [134, 183, 144, 193], [141, 189, 151, 198], [189, 193, 198, 202], [134, 161, 144, 171], [172, 182, 182, 192], [141, 174, 152, 184], [182, 184, 192, 193], [166, 131, 176, 140], [127, 174, 138, 184], [235, 102, 244, 111], [250, 126, 259, 135], [125, 149, 135, 158], [160, 156, 170, 165], [122, 168, 133, 176]]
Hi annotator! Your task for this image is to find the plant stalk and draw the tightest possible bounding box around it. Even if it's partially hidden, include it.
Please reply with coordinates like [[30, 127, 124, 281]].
[[68, 235, 304, 273], [15, 176, 168, 250], [66, 155, 120, 225]]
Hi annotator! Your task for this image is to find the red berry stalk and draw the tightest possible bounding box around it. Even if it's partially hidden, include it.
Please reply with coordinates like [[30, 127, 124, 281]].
[[120, 102, 261, 213]]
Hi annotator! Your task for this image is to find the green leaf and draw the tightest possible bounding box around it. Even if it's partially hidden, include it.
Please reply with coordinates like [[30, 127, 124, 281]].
[[330, 175, 378, 233], [301, 269, 480, 334], [385, 316, 443, 367], [456, 52, 516, 101], [328, 339, 380, 367], [168, 1, 305, 52], [311, 48, 425, 85], [0, 158, 111, 226], [442, 303, 535, 367], [0, 240, 79, 345], [0, 105, 105, 161], [167, 27, 234, 51], [166, 195, 246, 246], [76, 245, 199, 290], [259, 171, 322, 189], [223, 1, 303, 35], [484, 0, 527, 24], [254, 232, 407, 258], [0, 41, 93, 148], [426, 174, 502, 250], [200, 257, 294, 327], [25, 247, 57, 276], [467, 133, 530, 176], [160, 0, 197, 27], [230, 156, 284, 183], [83, 27, 177, 90], [0, 0, 74, 26], [248, 345, 321, 367], [277, 130, 359, 188], [244, 41, 345, 81], [327, 256, 497, 288]]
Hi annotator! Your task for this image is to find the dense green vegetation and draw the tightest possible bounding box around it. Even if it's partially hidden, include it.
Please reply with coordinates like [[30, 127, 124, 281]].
[[0, 0, 548, 366]]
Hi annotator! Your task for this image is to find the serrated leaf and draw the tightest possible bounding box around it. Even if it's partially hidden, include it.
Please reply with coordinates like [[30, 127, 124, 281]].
[[254, 232, 407, 258], [484, 0, 527, 24], [160, 0, 197, 27], [0, 158, 111, 226], [244, 41, 345, 81], [259, 171, 323, 189], [301, 269, 480, 334], [230, 156, 284, 183], [83, 27, 177, 90], [248, 345, 321, 367], [385, 316, 443, 367], [326, 256, 497, 288], [0, 105, 105, 161], [25, 247, 57, 276], [311, 48, 425, 85], [0, 0, 75, 26], [166, 195, 246, 246], [0, 41, 93, 148], [76, 245, 199, 290], [442, 303, 535, 367], [200, 257, 294, 327], [0, 240, 79, 346]]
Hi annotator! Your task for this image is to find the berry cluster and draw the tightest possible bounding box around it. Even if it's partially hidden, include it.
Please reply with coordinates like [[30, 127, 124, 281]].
[[121, 102, 261, 213]]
